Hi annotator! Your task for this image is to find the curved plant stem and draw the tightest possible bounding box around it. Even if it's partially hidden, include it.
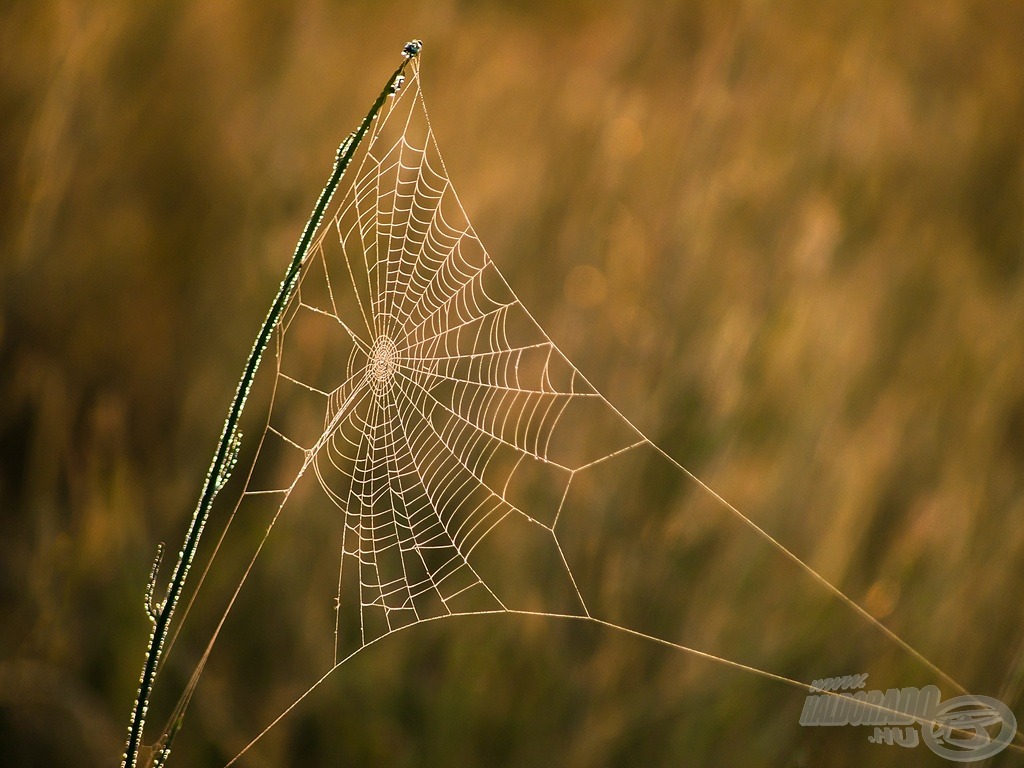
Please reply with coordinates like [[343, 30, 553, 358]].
[[122, 41, 421, 768]]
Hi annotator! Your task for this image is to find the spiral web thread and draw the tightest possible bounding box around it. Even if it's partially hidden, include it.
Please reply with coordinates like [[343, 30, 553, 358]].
[[249, 58, 637, 655], [189, 57, 1011, 763]]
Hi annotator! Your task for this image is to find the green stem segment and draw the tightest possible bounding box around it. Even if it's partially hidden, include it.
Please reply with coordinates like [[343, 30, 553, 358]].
[[123, 41, 421, 768]]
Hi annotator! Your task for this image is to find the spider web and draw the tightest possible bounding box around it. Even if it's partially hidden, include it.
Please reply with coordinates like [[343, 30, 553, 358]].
[[246, 59, 645, 661], [171, 57, 1014, 765]]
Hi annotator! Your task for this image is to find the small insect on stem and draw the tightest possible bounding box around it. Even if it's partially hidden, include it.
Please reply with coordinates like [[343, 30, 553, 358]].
[[392, 40, 421, 95], [402, 39, 422, 59]]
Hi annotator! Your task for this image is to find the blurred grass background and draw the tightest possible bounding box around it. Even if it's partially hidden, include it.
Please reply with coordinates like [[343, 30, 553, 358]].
[[2, 0, 1024, 766]]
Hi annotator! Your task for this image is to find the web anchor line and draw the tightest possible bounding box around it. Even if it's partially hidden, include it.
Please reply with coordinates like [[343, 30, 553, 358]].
[[226, 609, 1024, 766]]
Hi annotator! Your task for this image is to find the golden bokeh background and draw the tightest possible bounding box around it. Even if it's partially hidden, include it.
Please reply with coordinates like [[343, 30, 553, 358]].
[[2, 1, 1023, 766]]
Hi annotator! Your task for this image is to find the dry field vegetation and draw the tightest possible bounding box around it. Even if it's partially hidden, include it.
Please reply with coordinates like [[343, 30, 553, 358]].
[[2, 1, 1023, 766]]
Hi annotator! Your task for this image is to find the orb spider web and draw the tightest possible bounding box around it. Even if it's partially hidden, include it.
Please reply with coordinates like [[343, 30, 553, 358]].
[[261, 58, 645, 659], [169, 55, 1005, 765]]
